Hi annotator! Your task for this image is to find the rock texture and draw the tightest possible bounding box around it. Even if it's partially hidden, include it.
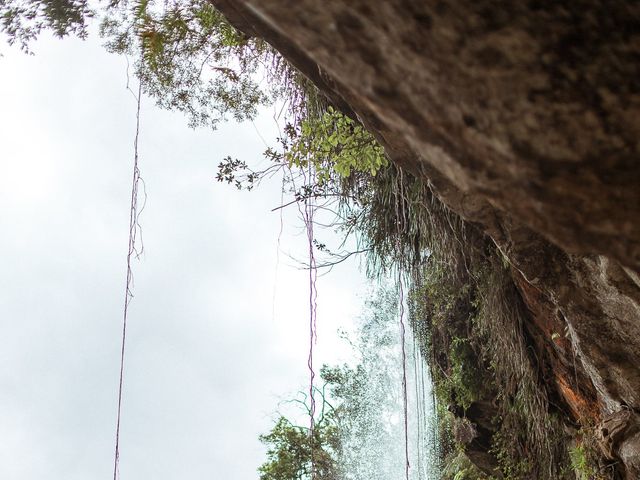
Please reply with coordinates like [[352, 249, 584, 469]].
[[211, 1, 640, 476]]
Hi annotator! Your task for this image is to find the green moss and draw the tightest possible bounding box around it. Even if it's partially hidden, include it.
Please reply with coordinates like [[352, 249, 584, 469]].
[[410, 244, 576, 480], [565, 429, 611, 480], [284, 107, 388, 182], [449, 338, 483, 410], [569, 445, 595, 478], [441, 451, 489, 480], [490, 429, 534, 480]]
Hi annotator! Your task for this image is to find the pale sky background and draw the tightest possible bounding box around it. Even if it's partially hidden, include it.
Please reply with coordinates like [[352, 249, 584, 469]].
[[0, 32, 370, 479]]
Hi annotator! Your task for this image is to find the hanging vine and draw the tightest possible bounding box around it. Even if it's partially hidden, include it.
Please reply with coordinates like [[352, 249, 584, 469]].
[[305, 178, 319, 478], [113, 76, 145, 480], [394, 167, 411, 480]]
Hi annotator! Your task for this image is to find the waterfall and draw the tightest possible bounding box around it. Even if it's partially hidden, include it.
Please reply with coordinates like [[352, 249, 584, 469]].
[[336, 289, 441, 479]]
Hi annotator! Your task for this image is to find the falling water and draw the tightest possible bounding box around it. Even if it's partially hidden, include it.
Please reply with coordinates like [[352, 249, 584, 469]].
[[337, 289, 441, 479]]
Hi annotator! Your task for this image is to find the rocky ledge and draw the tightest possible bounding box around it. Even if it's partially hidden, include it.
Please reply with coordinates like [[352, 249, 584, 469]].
[[212, 1, 640, 477]]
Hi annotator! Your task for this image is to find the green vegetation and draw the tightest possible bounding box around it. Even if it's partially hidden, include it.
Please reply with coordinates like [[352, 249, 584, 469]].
[[259, 401, 341, 480], [444, 337, 481, 412], [440, 451, 487, 480], [409, 225, 572, 479], [3, 4, 616, 479], [569, 445, 595, 478], [281, 107, 387, 182], [1, 0, 91, 50], [3, 0, 305, 127], [260, 288, 425, 480], [563, 427, 611, 480], [100, 0, 279, 128]]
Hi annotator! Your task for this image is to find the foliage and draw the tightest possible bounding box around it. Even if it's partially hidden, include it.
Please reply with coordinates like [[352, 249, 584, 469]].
[[4, 4, 601, 479], [2, 0, 310, 128], [565, 430, 612, 480], [353, 166, 467, 276], [100, 0, 277, 128], [216, 156, 261, 190], [1, 0, 91, 51], [445, 337, 481, 411], [490, 429, 533, 480], [410, 251, 482, 414], [408, 232, 576, 480], [281, 106, 387, 183], [440, 451, 488, 480], [475, 260, 573, 480], [216, 105, 387, 204], [3, 0, 403, 280], [259, 414, 341, 480], [259, 287, 429, 480], [569, 445, 596, 479]]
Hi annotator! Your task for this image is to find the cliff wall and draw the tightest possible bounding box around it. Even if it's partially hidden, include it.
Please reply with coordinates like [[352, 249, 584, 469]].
[[212, 2, 640, 477]]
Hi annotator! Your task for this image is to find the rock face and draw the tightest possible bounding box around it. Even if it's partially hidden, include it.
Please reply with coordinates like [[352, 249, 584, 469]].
[[212, 1, 640, 476]]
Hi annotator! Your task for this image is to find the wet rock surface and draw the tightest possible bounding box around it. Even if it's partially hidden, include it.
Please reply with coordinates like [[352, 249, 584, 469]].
[[599, 409, 640, 478], [212, 1, 640, 476]]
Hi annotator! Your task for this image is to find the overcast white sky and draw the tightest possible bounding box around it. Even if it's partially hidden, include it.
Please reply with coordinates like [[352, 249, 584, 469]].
[[0, 33, 370, 479]]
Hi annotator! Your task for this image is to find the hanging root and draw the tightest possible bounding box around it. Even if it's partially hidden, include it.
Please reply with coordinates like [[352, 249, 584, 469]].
[[393, 168, 411, 480], [473, 258, 568, 480], [113, 80, 144, 480], [300, 165, 319, 478]]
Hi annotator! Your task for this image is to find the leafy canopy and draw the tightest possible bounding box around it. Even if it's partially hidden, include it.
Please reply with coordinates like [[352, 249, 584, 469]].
[[3, 0, 388, 198], [2, 0, 294, 128], [281, 106, 387, 183], [100, 0, 277, 128], [1, 0, 92, 50], [259, 408, 341, 480]]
